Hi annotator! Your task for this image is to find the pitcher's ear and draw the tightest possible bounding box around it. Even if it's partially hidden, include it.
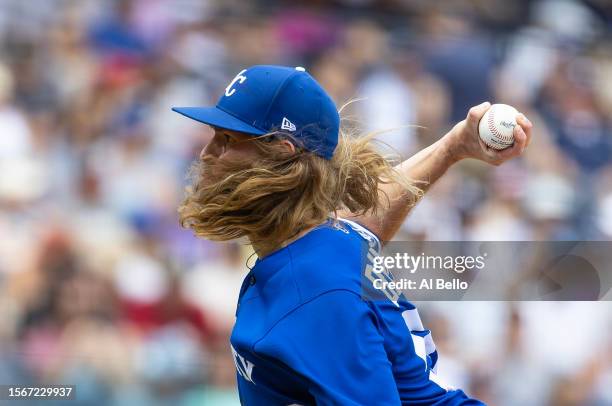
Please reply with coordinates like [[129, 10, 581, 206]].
[[279, 139, 296, 155]]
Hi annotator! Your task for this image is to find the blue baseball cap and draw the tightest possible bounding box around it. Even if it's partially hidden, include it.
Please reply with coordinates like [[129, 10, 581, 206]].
[[172, 65, 339, 159]]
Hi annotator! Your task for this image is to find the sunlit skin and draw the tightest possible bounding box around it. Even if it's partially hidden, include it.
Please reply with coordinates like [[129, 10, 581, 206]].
[[198, 127, 306, 254], [201, 128, 294, 162], [198, 103, 533, 254], [339, 102, 533, 242]]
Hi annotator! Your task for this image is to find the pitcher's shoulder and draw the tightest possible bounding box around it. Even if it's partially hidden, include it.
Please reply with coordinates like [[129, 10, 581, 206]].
[[286, 219, 380, 301]]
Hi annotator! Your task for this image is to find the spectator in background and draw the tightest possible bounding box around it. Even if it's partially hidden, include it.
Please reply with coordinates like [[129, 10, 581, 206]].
[[0, 0, 611, 404]]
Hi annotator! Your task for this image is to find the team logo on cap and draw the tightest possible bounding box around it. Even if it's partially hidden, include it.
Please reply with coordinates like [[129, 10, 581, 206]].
[[281, 117, 296, 132], [225, 69, 247, 97]]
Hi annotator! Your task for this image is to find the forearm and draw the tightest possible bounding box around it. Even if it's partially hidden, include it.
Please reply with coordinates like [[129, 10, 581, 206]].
[[343, 102, 532, 242], [373, 134, 459, 240], [395, 135, 459, 196], [349, 133, 460, 242]]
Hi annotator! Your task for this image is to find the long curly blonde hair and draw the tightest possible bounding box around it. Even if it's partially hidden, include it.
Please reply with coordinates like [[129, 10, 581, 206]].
[[178, 126, 420, 254]]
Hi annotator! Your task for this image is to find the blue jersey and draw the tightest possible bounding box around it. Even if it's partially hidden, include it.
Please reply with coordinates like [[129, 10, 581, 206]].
[[230, 219, 484, 405]]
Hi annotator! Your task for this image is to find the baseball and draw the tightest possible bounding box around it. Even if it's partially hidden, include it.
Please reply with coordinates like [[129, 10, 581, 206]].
[[478, 103, 518, 150]]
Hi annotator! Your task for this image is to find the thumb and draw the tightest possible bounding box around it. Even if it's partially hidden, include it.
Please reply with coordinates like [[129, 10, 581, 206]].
[[467, 101, 492, 128]]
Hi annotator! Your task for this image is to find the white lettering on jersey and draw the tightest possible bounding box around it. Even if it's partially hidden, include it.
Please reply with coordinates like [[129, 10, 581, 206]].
[[231, 344, 255, 384], [341, 218, 400, 306], [341, 219, 447, 392], [225, 69, 247, 97], [411, 333, 428, 370]]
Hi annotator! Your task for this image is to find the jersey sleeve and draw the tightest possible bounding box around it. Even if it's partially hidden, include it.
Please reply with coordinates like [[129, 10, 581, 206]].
[[255, 289, 401, 406]]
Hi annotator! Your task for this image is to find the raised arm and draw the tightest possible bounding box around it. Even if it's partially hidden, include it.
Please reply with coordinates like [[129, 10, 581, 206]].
[[341, 102, 533, 242]]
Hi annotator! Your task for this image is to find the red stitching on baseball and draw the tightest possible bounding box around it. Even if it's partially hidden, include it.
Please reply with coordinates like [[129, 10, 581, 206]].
[[482, 134, 504, 149], [487, 107, 514, 145]]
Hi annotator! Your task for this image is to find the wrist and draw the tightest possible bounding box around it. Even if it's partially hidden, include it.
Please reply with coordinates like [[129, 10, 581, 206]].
[[439, 128, 466, 165]]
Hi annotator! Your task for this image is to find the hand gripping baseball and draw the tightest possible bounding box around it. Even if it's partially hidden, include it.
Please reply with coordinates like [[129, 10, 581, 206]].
[[446, 101, 533, 166]]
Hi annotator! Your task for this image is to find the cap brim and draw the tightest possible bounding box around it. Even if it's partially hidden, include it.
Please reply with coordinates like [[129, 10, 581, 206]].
[[171, 106, 266, 135]]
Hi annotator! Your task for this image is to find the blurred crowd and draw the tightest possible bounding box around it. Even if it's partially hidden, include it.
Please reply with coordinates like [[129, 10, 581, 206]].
[[1, 0, 612, 405]]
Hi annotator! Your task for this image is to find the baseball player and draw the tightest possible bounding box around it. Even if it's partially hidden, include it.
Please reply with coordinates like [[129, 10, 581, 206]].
[[172, 65, 532, 405]]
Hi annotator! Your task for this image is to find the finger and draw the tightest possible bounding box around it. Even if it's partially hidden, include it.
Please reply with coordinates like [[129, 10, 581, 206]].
[[494, 142, 521, 162], [516, 113, 532, 129], [516, 114, 533, 147], [482, 135, 523, 164], [479, 144, 499, 162], [495, 126, 527, 160], [467, 101, 492, 127], [513, 123, 527, 151], [477, 137, 499, 159]]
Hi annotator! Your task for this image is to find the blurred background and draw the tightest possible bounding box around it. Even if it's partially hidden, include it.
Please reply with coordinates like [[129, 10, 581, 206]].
[[0, 0, 612, 405]]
